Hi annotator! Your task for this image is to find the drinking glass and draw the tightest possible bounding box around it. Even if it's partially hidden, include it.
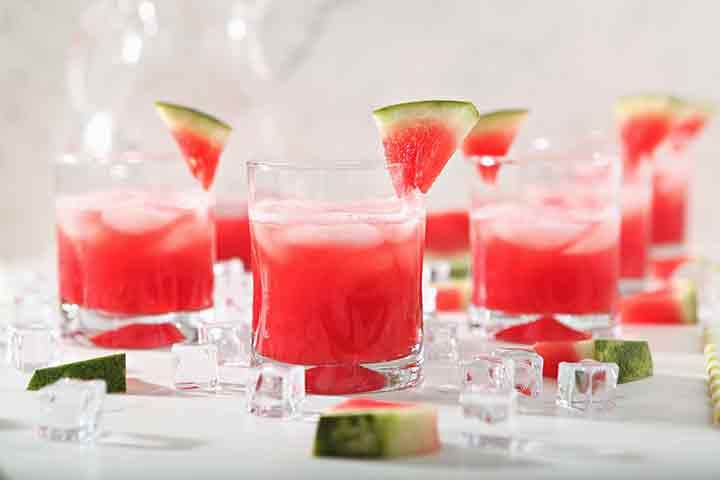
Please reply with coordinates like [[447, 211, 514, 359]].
[[619, 155, 653, 292], [651, 146, 691, 256], [55, 151, 214, 339], [469, 140, 621, 336], [248, 161, 425, 394]]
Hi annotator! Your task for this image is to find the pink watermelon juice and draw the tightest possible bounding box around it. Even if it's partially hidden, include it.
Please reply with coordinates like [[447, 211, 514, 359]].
[[56, 190, 214, 315], [620, 180, 652, 279], [425, 209, 470, 256], [251, 204, 424, 366], [651, 154, 690, 246], [471, 201, 619, 317], [213, 197, 251, 266]]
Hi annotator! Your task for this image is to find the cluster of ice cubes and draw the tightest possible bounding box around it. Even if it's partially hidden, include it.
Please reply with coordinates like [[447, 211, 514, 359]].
[[6, 293, 60, 373]]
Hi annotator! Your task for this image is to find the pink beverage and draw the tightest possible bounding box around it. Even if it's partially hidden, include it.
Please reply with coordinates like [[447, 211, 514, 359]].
[[57, 191, 214, 317], [249, 162, 424, 394], [425, 209, 470, 257], [213, 196, 251, 267], [651, 150, 690, 249], [469, 145, 621, 335], [620, 181, 652, 279]]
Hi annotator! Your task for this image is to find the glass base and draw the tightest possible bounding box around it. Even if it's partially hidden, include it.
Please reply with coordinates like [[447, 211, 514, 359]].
[[60, 303, 214, 345], [468, 305, 615, 338], [651, 243, 686, 259], [254, 350, 423, 395], [619, 277, 647, 295]]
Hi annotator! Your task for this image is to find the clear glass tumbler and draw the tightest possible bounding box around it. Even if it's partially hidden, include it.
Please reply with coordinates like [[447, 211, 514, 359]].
[[469, 140, 621, 336], [248, 161, 425, 394], [55, 151, 215, 339], [651, 145, 691, 256], [619, 154, 653, 293]]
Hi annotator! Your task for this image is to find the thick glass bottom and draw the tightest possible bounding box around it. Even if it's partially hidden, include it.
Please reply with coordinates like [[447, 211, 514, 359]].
[[254, 349, 423, 395], [469, 305, 615, 338], [60, 302, 214, 345]]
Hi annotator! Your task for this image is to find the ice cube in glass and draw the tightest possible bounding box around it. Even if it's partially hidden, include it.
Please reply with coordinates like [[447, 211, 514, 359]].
[[556, 360, 619, 412], [494, 348, 543, 399], [198, 322, 251, 367], [36, 379, 106, 442], [172, 344, 220, 391], [247, 364, 305, 419]]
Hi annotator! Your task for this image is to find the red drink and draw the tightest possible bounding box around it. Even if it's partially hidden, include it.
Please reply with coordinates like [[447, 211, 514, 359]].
[[651, 159, 690, 246], [425, 209, 470, 256], [56, 191, 214, 315], [471, 203, 619, 316], [620, 183, 652, 279], [213, 197, 251, 266], [251, 210, 424, 366]]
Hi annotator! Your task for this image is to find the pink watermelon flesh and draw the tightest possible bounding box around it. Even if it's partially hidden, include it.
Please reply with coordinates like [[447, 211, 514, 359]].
[[332, 398, 415, 411], [495, 315, 592, 344], [534, 340, 593, 378], [381, 120, 457, 195], [670, 114, 709, 151], [170, 129, 223, 191], [90, 323, 185, 349], [619, 281, 696, 325], [305, 365, 387, 395], [651, 255, 691, 281], [620, 112, 673, 170], [462, 114, 526, 184]]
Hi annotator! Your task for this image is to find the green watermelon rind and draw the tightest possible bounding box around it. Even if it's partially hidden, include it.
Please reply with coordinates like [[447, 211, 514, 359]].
[[615, 93, 681, 119], [26, 353, 126, 393], [592, 339, 653, 384], [672, 278, 698, 324], [313, 405, 439, 458], [372, 100, 479, 140], [467, 109, 529, 136], [155, 101, 232, 145]]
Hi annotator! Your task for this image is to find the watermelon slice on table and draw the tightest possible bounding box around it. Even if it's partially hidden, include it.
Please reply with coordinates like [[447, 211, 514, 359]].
[[494, 315, 592, 344], [615, 94, 678, 170], [313, 398, 440, 458], [155, 102, 232, 190], [534, 339, 653, 383], [372, 100, 479, 195], [90, 323, 185, 349], [619, 278, 697, 325], [651, 255, 692, 281], [669, 98, 715, 151], [461, 109, 529, 183]]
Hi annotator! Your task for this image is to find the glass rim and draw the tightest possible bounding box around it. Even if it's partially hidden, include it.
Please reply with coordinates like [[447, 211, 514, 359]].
[[247, 160, 405, 172], [58, 150, 179, 165], [466, 140, 620, 168]]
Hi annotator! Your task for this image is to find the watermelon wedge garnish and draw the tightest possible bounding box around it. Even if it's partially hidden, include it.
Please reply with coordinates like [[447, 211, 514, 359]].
[[461, 109, 528, 183], [155, 102, 232, 190], [669, 98, 715, 151], [494, 315, 592, 344], [619, 278, 697, 325], [372, 100, 479, 195], [615, 94, 678, 170], [90, 323, 185, 349], [651, 255, 692, 281]]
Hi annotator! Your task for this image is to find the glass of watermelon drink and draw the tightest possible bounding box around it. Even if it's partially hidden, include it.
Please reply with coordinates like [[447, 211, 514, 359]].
[[619, 156, 653, 292], [469, 142, 621, 336], [55, 151, 215, 339], [248, 161, 425, 394], [650, 148, 690, 254]]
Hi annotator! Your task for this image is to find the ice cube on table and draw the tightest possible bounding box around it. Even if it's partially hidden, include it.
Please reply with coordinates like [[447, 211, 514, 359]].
[[198, 322, 251, 368], [6, 295, 60, 373], [247, 364, 305, 419], [424, 317, 459, 362], [36, 379, 106, 442], [556, 360, 619, 412], [459, 386, 517, 426], [171, 344, 220, 391], [493, 348, 543, 399], [461, 354, 515, 392]]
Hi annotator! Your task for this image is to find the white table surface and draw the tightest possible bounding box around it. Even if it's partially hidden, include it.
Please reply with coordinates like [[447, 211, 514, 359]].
[[0, 318, 716, 480]]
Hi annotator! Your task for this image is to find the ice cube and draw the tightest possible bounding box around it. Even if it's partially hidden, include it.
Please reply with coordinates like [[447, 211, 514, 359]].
[[493, 348, 543, 399], [7, 295, 60, 373], [556, 360, 618, 412], [213, 259, 253, 320], [461, 354, 515, 393], [247, 364, 305, 419], [171, 344, 220, 391], [459, 386, 517, 426], [284, 223, 383, 249], [564, 218, 620, 255], [101, 200, 183, 235], [424, 317, 459, 362], [198, 322, 251, 368], [36, 379, 106, 442], [492, 211, 587, 251]]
